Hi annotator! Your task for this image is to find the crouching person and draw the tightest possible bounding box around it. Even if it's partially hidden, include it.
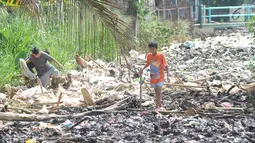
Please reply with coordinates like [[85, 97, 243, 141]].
[[26, 47, 63, 87]]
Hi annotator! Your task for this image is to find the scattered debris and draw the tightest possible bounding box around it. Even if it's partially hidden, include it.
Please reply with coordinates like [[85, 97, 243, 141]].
[[0, 32, 255, 142]]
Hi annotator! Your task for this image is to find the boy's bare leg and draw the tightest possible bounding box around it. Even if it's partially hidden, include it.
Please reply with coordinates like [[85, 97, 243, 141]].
[[154, 88, 158, 108], [155, 87, 162, 108], [157, 87, 162, 107]]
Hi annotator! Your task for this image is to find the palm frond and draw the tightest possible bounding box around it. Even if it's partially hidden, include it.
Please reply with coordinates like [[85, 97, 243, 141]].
[[20, 0, 41, 16], [19, 0, 137, 56], [84, 0, 137, 55], [15, 0, 137, 58]]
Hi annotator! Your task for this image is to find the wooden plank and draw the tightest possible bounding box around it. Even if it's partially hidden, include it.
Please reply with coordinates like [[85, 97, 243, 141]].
[[145, 82, 207, 88], [81, 87, 94, 106], [165, 83, 207, 88]]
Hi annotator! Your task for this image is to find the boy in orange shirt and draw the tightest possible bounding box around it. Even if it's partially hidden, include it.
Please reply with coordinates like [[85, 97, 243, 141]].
[[140, 42, 169, 111]]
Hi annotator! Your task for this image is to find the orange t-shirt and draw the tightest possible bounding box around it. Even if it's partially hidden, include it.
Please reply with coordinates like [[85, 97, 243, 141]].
[[146, 52, 168, 84]]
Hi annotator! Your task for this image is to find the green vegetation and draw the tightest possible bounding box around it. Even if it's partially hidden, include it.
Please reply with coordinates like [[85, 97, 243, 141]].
[[0, 0, 190, 88], [0, 0, 127, 87], [0, 7, 77, 86], [136, 0, 190, 50], [249, 56, 255, 71], [247, 16, 255, 71]]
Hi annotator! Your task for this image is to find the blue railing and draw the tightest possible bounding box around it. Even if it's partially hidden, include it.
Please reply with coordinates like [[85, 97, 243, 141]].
[[200, 5, 255, 28]]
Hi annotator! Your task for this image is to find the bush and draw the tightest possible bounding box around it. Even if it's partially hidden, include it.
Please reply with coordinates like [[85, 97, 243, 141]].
[[0, 8, 77, 87], [136, 1, 190, 51], [249, 56, 255, 71]]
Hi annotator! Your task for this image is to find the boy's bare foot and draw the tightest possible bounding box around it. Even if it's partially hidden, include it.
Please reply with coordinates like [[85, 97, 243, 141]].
[[155, 107, 166, 113], [159, 107, 166, 111]]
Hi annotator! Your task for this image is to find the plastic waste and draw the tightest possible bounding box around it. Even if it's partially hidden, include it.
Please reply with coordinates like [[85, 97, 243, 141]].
[[204, 102, 216, 110], [25, 138, 36, 143], [0, 93, 6, 103], [132, 77, 145, 92], [141, 110, 151, 116], [39, 122, 52, 129], [185, 41, 195, 48], [133, 77, 145, 84], [32, 122, 53, 131], [220, 102, 233, 108], [184, 121, 200, 127], [179, 41, 195, 49], [61, 120, 73, 128]]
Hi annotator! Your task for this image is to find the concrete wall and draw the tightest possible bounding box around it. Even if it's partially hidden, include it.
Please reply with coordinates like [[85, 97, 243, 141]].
[[193, 27, 214, 35]]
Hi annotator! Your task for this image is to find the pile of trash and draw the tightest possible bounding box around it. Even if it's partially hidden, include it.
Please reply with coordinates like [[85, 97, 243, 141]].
[[0, 32, 255, 142]]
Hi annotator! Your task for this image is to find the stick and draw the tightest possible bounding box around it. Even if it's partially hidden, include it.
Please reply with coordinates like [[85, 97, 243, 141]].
[[0, 109, 124, 121], [215, 115, 236, 118], [86, 55, 108, 71], [56, 92, 63, 109], [209, 44, 216, 57], [126, 108, 184, 114], [144, 82, 152, 91], [145, 82, 208, 88], [104, 96, 132, 110], [164, 83, 207, 88], [215, 107, 244, 110], [226, 85, 235, 95], [140, 75, 142, 108], [0, 96, 133, 122], [37, 77, 44, 94], [175, 75, 184, 84], [8, 107, 34, 114]]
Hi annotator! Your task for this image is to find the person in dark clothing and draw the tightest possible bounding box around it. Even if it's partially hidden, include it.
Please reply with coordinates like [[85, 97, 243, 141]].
[[26, 49, 50, 73], [26, 47, 62, 87]]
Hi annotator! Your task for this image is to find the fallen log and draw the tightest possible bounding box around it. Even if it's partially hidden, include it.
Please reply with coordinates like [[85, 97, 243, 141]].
[[145, 82, 208, 88], [0, 112, 68, 121], [0, 109, 127, 121], [165, 83, 208, 88], [215, 115, 237, 118], [8, 107, 34, 114], [56, 92, 63, 109], [215, 107, 244, 110], [126, 108, 184, 114], [0, 96, 131, 121]]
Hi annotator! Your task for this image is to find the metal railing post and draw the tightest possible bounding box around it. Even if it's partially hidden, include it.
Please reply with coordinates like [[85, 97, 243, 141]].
[[177, 7, 179, 24], [208, 8, 211, 23], [199, 0, 202, 28], [247, 7, 251, 21]]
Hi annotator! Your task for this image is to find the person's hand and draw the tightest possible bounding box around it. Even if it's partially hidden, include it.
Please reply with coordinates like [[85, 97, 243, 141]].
[[139, 69, 143, 76]]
